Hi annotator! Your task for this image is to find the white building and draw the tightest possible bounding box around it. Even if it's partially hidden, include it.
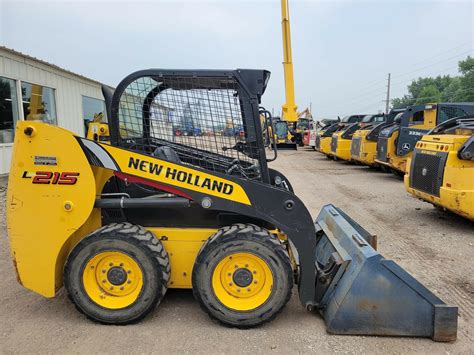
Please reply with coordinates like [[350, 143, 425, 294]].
[[0, 46, 107, 175]]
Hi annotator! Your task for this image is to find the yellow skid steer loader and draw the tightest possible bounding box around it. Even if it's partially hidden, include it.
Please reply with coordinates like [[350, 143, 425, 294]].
[[405, 116, 474, 220], [7, 69, 456, 341], [375, 103, 474, 175]]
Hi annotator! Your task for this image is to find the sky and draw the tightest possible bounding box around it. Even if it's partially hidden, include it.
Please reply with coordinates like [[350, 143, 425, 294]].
[[1, 0, 473, 119]]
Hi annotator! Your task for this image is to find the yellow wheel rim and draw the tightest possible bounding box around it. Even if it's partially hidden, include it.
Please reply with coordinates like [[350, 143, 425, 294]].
[[212, 252, 273, 311], [82, 251, 143, 309]]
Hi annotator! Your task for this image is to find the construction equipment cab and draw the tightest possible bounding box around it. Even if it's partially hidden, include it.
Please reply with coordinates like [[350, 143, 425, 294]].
[[351, 108, 405, 166], [329, 114, 371, 160], [273, 117, 297, 149], [6, 69, 456, 341], [375, 103, 474, 174], [405, 115, 474, 220], [317, 115, 364, 156]]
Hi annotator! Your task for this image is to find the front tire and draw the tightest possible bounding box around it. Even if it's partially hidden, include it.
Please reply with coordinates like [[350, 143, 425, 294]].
[[192, 224, 293, 328], [64, 223, 170, 324]]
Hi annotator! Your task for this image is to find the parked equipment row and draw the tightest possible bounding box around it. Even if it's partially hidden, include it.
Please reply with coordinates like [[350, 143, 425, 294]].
[[310, 103, 474, 220]]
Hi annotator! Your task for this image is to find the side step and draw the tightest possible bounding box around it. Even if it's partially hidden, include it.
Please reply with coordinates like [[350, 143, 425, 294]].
[[313, 204, 457, 342]]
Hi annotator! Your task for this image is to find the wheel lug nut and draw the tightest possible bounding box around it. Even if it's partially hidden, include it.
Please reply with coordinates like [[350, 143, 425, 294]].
[[109, 263, 113, 267], [102, 269, 106, 273], [127, 270, 131, 274], [253, 270, 257, 274], [235, 265, 238, 269], [245, 264, 249, 267], [254, 281, 257, 284], [109, 286, 114, 290], [229, 282, 233, 286], [90, 265, 95, 269], [120, 287, 124, 290], [127, 280, 131, 284], [237, 289, 240, 293], [102, 279, 106, 283], [120, 263, 124, 267], [247, 288, 251, 292], [227, 273, 231, 276]]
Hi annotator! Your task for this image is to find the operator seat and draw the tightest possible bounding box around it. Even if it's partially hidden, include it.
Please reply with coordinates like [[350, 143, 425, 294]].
[[153, 146, 182, 164]]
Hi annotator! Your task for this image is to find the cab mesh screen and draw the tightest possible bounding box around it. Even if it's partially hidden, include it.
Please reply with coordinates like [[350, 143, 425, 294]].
[[116, 76, 261, 180]]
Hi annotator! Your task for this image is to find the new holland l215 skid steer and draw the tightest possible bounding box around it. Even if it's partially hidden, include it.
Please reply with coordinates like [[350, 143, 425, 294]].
[[7, 69, 457, 341]]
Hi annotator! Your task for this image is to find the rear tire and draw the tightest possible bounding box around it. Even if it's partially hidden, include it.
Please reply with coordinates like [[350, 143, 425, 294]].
[[64, 223, 170, 324], [192, 224, 293, 328]]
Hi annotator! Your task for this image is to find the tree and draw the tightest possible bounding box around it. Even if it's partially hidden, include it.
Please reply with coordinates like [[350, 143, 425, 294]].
[[391, 56, 473, 108], [415, 85, 441, 104], [392, 95, 414, 109], [441, 77, 461, 101], [457, 56, 474, 101]]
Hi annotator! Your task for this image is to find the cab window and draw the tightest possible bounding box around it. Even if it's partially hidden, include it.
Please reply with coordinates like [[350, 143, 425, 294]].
[[437, 106, 467, 124], [410, 111, 424, 123]]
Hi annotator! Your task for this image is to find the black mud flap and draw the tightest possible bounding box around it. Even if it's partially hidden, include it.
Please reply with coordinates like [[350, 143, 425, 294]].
[[313, 204, 457, 342]]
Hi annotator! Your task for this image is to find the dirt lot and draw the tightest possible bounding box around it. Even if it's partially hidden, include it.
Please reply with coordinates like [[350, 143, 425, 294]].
[[1, 150, 473, 354]]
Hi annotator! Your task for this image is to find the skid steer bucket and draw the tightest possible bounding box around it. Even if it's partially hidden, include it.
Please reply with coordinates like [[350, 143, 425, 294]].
[[313, 205, 457, 342]]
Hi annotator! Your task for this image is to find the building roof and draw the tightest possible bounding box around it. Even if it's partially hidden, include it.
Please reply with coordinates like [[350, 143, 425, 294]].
[[0, 45, 105, 86]]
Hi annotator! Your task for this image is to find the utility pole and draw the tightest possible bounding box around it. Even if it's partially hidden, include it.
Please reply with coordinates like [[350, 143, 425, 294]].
[[385, 73, 391, 114]]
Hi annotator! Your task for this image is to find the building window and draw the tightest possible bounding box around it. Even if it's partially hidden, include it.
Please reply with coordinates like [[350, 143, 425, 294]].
[[21, 82, 57, 125], [82, 96, 107, 122], [0, 77, 19, 144], [83, 96, 107, 136]]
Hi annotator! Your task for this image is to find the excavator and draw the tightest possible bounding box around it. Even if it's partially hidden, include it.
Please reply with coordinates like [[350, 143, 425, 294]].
[[405, 115, 474, 220], [6, 69, 457, 341], [375, 103, 474, 175], [330, 113, 385, 161], [351, 108, 405, 167]]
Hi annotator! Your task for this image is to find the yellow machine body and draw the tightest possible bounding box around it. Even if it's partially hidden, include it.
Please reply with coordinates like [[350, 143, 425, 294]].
[[86, 113, 110, 143], [351, 129, 378, 166], [405, 134, 474, 220], [376, 108, 437, 173], [6, 122, 258, 296], [331, 131, 352, 161], [319, 136, 332, 155], [7, 122, 100, 297], [86, 122, 110, 143]]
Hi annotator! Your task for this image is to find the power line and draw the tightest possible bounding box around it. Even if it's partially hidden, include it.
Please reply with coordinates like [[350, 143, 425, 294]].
[[337, 41, 472, 96], [394, 88, 474, 103], [400, 41, 472, 69], [338, 84, 474, 117], [390, 65, 460, 89], [391, 50, 472, 79]]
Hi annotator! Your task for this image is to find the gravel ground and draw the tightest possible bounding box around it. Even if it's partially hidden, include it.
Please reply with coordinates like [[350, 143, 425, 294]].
[[0, 150, 473, 354]]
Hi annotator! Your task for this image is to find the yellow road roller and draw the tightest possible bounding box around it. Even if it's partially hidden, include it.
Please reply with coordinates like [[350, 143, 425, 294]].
[[405, 116, 474, 220], [6, 69, 457, 341]]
